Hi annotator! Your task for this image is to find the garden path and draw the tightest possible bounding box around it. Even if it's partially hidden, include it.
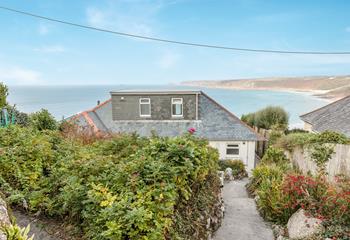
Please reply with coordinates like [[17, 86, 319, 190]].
[[213, 178, 274, 240]]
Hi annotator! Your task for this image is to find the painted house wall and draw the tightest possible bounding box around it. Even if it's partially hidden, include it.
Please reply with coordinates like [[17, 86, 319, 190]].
[[303, 122, 314, 132], [111, 94, 197, 121], [209, 141, 256, 172]]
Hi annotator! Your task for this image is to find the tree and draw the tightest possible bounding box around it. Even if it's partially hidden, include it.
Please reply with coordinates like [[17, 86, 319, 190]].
[[241, 106, 289, 130], [30, 109, 57, 131], [0, 82, 9, 108]]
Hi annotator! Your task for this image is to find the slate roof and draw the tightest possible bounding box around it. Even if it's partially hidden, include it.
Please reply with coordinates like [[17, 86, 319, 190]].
[[72, 91, 263, 141], [300, 95, 350, 137]]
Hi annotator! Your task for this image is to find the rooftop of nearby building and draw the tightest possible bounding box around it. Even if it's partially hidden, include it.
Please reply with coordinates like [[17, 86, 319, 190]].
[[300, 95, 350, 137], [110, 89, 202, 95]]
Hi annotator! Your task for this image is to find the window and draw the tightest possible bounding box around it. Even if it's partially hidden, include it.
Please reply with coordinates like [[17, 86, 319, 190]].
[[139, 98, 151, 117], [172, 98, 183, 117], [226, 144, 239, 156]]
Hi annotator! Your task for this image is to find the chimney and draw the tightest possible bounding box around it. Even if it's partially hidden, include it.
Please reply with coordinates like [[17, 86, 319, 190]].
[[97, 100, 100, 105]]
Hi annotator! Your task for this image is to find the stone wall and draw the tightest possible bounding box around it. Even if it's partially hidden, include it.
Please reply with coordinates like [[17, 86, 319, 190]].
[[0, 196, 11, 240]]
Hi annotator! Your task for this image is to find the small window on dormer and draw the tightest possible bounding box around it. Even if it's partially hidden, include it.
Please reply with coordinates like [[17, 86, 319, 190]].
[[139, 98, 151, 117], [172, 98, 183, 117]]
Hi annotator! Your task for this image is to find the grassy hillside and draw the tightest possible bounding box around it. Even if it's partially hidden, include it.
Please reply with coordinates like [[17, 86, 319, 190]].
[[182, 75, 350, 100]]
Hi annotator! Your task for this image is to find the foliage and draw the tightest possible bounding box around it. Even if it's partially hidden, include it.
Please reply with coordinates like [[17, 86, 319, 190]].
[[247, 163, 293, 224], [29, 109, 57, 131], [312, 131, 350, 145], [248, 145, 350, 238], [0, 82, 9, 108], [310, 143, 334, 174], [240, 113, 255, 127], [0, 126, 220, 240], [1, 224, 34, 240], [260, 147, 289, 166], [241, 106, 289, 130], [218, 160, 247, 179], [274, 131, 350, 152], [284, 128, 308, 135]]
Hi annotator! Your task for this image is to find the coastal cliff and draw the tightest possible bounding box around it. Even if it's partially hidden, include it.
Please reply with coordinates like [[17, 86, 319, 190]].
[[182, 75, 350, 100]]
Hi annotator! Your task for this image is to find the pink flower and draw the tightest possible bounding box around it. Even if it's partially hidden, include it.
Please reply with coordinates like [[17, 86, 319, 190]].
[[188, 127, 196, 134]]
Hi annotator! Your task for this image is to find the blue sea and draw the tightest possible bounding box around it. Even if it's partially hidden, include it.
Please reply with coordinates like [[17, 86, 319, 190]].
[[7, 85, 329, 128]]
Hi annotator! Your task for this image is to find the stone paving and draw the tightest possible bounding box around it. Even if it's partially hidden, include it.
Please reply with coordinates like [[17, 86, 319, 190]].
[[213, 178, 274, 240]]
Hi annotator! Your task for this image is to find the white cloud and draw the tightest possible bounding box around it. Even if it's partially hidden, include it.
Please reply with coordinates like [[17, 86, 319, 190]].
[[85, 1, 169, 37], [157, 51, 181, 69], [38, 23, 49, 35], [34, 45, 66, 53], [0, 66, 43, 85]]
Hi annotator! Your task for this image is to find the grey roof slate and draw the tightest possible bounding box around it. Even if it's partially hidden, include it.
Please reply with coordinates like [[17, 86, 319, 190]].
[[300, 95, 350, 137], [74, 91, 262, 141]]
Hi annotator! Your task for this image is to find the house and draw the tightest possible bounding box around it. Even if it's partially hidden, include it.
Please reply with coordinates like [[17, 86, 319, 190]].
[[72, 90, 264, 171], [300, 95, 350, 137]]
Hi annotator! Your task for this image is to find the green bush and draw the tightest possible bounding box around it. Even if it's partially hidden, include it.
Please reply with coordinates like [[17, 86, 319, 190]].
[[312, 131, 350, 145], [218, 160, 247, 179], [275, 131, 350, 152], [29, 109, 57, 131], [247, 164, 294, 224], [0, 126, 220, 240], [241, 106, 289, 130], [260, 147, 289, 166], [1, 224, 34, 240], [0, 82, 8, 108]]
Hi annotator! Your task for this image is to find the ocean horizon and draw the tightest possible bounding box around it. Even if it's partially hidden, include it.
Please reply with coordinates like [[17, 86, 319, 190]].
[[7, 85, 328, 128]]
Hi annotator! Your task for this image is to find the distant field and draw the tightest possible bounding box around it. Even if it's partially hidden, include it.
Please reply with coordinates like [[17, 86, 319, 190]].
[[182, 76, 350, 100]]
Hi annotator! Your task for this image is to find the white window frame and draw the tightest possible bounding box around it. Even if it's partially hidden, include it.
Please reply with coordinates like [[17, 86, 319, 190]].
[[226, 143, 240, 156], [171, 98, 183, 117], [139, 98, 151, 117]]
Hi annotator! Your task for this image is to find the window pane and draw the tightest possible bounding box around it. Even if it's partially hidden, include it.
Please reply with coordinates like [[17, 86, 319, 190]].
[[172, 103, 182, 116], [226, 148, 239, 155], [140, 104, 150, 116]]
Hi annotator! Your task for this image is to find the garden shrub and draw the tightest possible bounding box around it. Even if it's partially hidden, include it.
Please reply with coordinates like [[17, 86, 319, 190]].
[[218, 160, 247, 179], [29, 109, 57, 131], [247, 164, 294, 224], [260, 147, 289, 166], [0, 82, 8, 108], [241, 106, 289, 130], [275, 131, 350, 152], [0, 126, 221, 240], [1, 224, 34, 240]]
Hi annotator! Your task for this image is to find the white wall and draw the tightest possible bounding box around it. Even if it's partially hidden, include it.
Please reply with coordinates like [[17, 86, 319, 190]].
[[209, 141, 256, 172]]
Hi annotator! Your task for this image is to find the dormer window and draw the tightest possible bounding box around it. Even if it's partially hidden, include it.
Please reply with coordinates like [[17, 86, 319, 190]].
[[139, 98, 151, 117], [172, 98, 183, 117]]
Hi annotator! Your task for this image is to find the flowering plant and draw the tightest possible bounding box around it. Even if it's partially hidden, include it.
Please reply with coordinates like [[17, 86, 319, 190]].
[[188, 127, 196, 134]]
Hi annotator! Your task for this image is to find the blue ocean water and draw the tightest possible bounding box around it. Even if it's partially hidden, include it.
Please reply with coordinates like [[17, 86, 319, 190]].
[[7, 85, 328, 128]]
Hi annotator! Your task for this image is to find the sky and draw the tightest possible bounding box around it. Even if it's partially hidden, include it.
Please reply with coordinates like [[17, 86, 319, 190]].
[[0, 0, 350, 85]]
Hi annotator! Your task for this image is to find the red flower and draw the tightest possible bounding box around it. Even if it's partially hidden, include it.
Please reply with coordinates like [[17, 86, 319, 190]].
[[188, 127, 196, 134]]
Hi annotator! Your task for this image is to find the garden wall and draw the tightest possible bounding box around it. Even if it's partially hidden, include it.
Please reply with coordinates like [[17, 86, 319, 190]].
[[286, 144, 350, 180]]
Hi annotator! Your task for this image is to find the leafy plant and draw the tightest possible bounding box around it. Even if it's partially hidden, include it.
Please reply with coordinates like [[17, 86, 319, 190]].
[[260, 147, 289, 166], [310, 143, 334, 175], [29, 109, 57, 131], [0, 125, 221, 240], [218, 160, 247, 179], [1, 224, 34, 240], [0, 82, 8, 108], [241, 106, 289, 130]]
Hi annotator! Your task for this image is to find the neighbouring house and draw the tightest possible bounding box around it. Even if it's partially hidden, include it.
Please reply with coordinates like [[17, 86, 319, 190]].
[[300, 95, 350, 137], [71, 90, 264, 171]]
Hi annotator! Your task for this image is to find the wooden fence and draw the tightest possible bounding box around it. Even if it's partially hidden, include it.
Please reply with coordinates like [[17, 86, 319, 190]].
[[285, 144, 350, 180]]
